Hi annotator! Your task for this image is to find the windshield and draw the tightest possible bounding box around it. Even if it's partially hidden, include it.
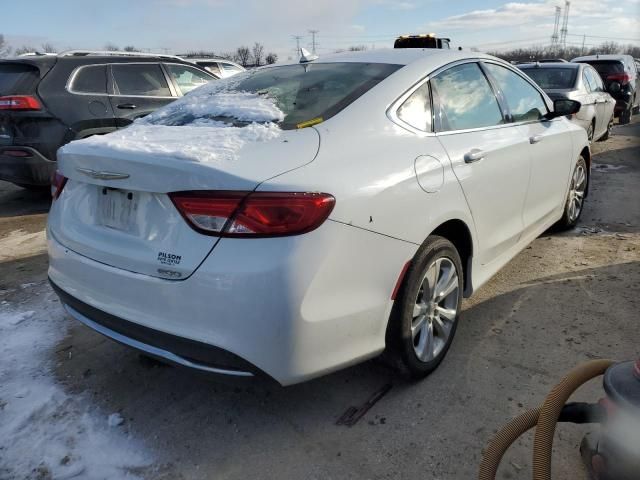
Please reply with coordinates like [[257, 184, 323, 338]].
[[143, 62, 402, 130], [520, 67, 578, 89], [0, 63, 40, 96], [578, 61, 624, 76]]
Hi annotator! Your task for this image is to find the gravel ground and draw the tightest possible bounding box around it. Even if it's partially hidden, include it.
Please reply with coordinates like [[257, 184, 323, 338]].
[[0, 117, 638, 479]]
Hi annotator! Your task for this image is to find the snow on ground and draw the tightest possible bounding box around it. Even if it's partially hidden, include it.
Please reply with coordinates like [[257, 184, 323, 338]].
[[60, 74, 285, 164], [0, 288, 151, 479]]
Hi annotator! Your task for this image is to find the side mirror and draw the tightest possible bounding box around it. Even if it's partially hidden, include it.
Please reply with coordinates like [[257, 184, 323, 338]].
[[545, 99, 581, 120], [608, 81, 621, 94]]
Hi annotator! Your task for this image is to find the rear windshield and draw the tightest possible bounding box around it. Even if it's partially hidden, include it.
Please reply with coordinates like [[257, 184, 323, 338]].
[[520, 67, 578, 89], [145, 62, 402, 130], [578, 61, 624, 76], [0, 63, 40, 95]]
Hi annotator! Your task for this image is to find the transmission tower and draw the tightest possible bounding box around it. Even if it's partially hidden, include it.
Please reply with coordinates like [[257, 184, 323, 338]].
[[560, 1, 570, 50], [292, 35, 303, 58], [551, 6, 561, 51], [309, 30, 319, 54]]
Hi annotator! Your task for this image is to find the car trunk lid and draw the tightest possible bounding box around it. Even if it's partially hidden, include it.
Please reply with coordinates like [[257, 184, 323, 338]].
[[49, 126, 319, 279]]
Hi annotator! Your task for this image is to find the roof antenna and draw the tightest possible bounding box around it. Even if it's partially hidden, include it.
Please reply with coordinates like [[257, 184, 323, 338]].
[[299, 47, 318, 63]]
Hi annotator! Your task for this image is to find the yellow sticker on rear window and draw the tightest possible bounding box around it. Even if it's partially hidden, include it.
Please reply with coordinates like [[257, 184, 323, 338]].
[[296, 117, 323, 129]]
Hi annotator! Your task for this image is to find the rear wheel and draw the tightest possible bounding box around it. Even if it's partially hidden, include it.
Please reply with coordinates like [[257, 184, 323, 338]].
[[388, 236, 463, 378], [620, 105, 632, 124], [599, 115, 613, 141], [556, 156, 588, 230], [587, 121, 594, 143]]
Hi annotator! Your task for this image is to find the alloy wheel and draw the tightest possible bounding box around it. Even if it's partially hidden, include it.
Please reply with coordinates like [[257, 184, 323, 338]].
[[568, 162, 587, 223], [411, 257, 459, 362]]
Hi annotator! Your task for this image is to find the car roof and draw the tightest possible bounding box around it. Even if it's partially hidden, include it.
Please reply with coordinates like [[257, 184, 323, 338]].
[[572, 54, 631, 62], [278, 47, 495, 67], [518, 62, 581, 69]]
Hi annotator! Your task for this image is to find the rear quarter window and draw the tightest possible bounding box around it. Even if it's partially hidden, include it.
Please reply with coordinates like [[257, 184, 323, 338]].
[[69, 65, 108, 94], [0, 63, 40, 95]]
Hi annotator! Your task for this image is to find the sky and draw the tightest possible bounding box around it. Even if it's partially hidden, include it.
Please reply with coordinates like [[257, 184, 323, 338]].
[[2, 0, 639, 59]]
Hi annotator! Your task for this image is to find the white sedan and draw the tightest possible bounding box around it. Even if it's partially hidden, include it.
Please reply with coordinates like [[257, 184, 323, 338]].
[[47, 49, 590, 385]]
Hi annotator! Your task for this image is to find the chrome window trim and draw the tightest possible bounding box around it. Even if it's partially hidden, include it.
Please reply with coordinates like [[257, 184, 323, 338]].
[[66, 64, 110, 96], [386, 75, 436, 136]]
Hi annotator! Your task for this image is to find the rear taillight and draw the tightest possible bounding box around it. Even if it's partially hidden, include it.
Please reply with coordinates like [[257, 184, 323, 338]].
[[51, 170, 67, 199], [607, 73, 631, 85], [0, 95, 42, 111], [170, 191, 335, 237]]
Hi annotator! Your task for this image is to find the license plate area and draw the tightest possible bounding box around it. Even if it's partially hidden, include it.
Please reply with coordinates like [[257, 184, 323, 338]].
[[97, 187, 139, 232]]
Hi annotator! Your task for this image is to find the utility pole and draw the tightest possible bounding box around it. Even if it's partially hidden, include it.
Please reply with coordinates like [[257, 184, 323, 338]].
[[309, 30, 319, 54], [551, 6, 561, 52], [292, 35, 302, 58], [560, 1, 571, 50], [581, 34, 586, 55]]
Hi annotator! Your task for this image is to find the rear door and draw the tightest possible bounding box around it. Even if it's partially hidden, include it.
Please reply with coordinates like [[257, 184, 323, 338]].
[[483, 62, 572, 233], [432, 61, 530, 266], [585, 66, 614, 137], [108, 63, 177, 127]]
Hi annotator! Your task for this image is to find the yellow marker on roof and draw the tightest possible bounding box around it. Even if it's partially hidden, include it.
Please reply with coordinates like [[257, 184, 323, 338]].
[[296, 117, 323, 129]]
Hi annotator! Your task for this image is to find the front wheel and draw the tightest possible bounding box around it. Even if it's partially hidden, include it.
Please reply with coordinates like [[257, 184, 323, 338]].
[[388, 236, 463, 378], [556, 156, 588, 230]]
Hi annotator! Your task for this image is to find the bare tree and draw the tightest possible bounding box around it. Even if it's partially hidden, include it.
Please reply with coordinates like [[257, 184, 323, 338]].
[[235, 46, 251, 67], [123, 45, 138, 52], [14, 45, 36, 56], [265, 52, 278, 64], [0, 34, 11, 57], [348, 45, 367, 51], [41, 42, 57, 53], [104, 43, 120, 51], [251, 42, 265, 66]]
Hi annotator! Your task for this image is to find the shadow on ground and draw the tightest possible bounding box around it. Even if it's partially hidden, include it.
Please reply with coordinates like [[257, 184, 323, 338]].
[[52, 260, 639, 479]]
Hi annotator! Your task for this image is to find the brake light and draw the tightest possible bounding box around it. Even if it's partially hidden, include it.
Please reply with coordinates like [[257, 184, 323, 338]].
[[170, 191, 335, 237], [51, 170, 67, 199], [0, 95, 42, 111], [607, 73, 630, 85]]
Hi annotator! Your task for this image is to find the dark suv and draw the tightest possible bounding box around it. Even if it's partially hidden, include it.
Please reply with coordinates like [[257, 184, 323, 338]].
[[572, 54, 639, 124], [0, 51, 216, 189]]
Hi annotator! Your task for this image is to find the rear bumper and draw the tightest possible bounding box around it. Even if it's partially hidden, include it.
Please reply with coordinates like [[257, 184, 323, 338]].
[[47, 221, 416, 385], [0, 146, 56, 186], [50, 279, 261, 378]]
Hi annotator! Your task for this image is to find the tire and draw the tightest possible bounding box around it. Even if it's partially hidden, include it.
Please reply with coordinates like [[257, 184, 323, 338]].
[[556, 156, 588, 230], [388, 236, 463, 379], [586, 121, 594, 143], [620, 106, 631, 124], [14, 183, 50, 193], [599, 115, 613, 141], [632, 96, 639, 115]]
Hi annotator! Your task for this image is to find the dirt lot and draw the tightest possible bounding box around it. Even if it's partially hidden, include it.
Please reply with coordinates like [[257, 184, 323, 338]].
[[1, 118, 638, 480]]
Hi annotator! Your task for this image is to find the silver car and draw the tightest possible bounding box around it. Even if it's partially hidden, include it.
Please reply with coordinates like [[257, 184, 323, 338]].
[[519, 62, 616, 142]]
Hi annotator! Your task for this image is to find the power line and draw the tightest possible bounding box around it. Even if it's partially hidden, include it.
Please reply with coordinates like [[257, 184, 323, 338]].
[[566, 33, 640, 42]]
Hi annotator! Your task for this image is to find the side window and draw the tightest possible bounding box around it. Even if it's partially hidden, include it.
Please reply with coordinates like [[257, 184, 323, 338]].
[[586, 68, 603, 92], [430, 63, 504, 132], [582, 72, 593, 92], [165, 64, 213, 95], [201, 62, 221, 76], [70, 65, 107, 94], [396, 82, 432, 132], [483, 63, 548, 122], [112, 64, 171, 97], [220, 63, 242, 74]]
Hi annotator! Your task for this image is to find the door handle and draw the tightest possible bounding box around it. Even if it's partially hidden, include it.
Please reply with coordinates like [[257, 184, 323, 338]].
[[464, 149, 485, 163], [530, 135, 544, 144], [117, 103, 137, 109]]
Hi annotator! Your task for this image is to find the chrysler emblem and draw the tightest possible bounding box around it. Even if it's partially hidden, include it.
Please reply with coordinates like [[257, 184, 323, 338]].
[[76, 167, 130, 180]]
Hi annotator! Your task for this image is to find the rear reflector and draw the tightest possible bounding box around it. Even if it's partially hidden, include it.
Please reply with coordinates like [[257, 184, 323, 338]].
[[0, 95, 42, 111], [170, 191, 335, 237], [51, 170, 67, 199], [2, 149, 32, 157]]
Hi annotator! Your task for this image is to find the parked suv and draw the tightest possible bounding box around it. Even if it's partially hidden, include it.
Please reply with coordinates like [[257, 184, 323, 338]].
[[0, 51, 216, 189], [572, 54, 639, 124], [179, 56, 245, 78]]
